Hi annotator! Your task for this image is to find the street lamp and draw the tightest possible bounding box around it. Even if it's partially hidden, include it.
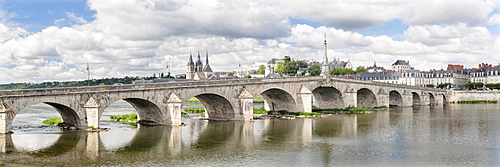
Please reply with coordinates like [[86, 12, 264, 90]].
[[86, 63, 90, 86]]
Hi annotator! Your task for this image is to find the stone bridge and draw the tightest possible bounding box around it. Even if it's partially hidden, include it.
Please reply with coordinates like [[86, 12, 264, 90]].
[[0, 76, 449, 133]]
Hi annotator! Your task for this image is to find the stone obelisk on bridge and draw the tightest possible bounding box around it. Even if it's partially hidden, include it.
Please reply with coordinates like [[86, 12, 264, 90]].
[[320, 33, 330, 78]]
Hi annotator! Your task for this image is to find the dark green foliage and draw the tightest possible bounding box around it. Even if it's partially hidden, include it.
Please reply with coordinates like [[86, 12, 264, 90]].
[[181, 111, 189, 116], [425, 84, 435, 88], [184, 107, 205, 113], [308, 65, 321, 76], [437, 83, 453, 89], [485, 83, 500, 89], [466, 82, 484, 89]]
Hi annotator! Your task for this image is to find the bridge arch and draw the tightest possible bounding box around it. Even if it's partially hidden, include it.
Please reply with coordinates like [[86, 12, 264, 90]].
[[440, 93, 448, 104], [194, 93, 235, 120], [120, 98, 164, 124], [357, 88, 377, 108], [312, 86, 344, 109], [389, 90, 403, 107], [428, 93, 436, 105], [412, 92, 421, 106], [260, 88, 297, 112]]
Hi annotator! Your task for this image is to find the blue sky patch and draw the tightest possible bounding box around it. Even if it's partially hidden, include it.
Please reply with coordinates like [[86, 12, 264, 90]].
[[359, 19, 408, 41], [2, 0, 96, 32]]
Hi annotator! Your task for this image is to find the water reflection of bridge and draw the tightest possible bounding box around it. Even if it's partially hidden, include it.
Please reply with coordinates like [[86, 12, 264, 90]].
[[1, 105, 488, 166]]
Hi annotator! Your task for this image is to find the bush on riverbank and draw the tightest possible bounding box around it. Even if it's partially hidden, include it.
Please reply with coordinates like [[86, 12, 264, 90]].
[[253, 107, 268, 114], [42, 117, 63, 125], [110, 113, 138, 122], [450, 100, 498, 104], [184, 107, 205, 113]]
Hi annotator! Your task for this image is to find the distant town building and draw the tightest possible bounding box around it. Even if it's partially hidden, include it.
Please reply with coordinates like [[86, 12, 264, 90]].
[[392, 60, 412, 72], [330, 58, 353, 70], [366, 61, 386, 73], [265, 58, 284, 77], [356, 60, 469, 88]]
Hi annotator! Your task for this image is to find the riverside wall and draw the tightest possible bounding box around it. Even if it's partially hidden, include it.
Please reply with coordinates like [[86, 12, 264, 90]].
[[449, 90, 500, 102]]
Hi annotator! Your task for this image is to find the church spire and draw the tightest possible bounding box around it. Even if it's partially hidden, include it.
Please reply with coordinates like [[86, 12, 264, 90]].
[[320, 32, 331, 78], [187, 51, 194, 66], [205, 50, 209, 64]]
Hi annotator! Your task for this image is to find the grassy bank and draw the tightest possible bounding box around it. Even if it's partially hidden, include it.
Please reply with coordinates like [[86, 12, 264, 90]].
[[42, 117, 63, 125]]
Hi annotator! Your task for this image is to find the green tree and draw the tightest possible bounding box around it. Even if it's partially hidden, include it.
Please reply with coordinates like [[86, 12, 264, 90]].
[[257, 65, 266, 74], [308, 65, 321, 76], [330, 68, 356, 75], [282, 61, 299, 75], [466, 82, 483, 89], [283, 56, 291, 63], [296, 61, 308, 68], [355, 66, 368, 73], [437, 83, 452, 89], [244, 74, 252, 78], [275, 62, 284, 74], [228, 72, 234, 76]]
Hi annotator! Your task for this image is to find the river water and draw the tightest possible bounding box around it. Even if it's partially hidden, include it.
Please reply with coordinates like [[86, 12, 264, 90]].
[[2, 102, 500, 166]]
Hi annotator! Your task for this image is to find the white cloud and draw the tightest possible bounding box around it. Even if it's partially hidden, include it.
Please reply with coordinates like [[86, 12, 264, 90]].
[[0, 0, 499, 84], [488, 14, 500, 25]]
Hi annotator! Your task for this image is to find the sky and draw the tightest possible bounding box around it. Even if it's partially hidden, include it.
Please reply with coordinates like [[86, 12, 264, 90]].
[[0, 0, 500, 84]]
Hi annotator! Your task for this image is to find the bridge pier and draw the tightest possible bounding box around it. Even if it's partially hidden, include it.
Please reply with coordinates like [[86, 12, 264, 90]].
[[343, 92, 357, 108], [0, 104, 12, 134], [0, 134, 14, 153], [421, 93, 430, 105], [238, 89, 254, 120], [166, 94, 182, 125], [84, 97, 100, 128], [297, 86, 312, 112], [402, 92, 414, 106], [377, 90, 389, 107]]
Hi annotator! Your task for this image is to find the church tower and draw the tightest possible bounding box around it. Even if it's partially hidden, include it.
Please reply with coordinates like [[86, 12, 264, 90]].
[[186, 52, 196, 79], [196, 51, 203, 72], [320, 33, 331, 78], [203, 50, 213, 77]]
